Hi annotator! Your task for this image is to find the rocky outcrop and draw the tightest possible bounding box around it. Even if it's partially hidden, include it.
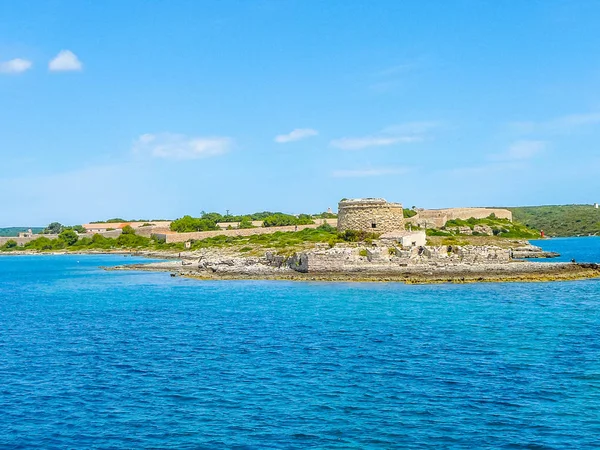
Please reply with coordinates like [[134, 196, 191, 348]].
[[511, 244, 560, 259]]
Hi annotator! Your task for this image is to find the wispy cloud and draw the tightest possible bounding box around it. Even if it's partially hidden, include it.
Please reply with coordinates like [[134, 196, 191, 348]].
[[274, 128, 318, 143], [489, 140, 546, 161], [0, 58, 32, 74], [133, 133, 233, 160], [49, 50, 83, 72], [332, 167, 411, 178], [330, 121, 438, 150], [330, 136, 421, 150], [510, 112, 600, 134]]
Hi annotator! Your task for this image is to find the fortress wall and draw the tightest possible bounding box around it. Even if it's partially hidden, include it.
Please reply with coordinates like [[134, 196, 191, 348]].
[[338, 199, 404, 233], [156, 220, 338, 244], [216, 218, 336, 230], [443, 208, 512, 222], [0, 235, 59, 246], [413, 208, 513, 228]]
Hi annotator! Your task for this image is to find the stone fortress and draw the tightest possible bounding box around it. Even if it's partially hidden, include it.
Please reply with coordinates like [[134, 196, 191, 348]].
[[337, 198, 405, 233], [337, 197, 513, 234]]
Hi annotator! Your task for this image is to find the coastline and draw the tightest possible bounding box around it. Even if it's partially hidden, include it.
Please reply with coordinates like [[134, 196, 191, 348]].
[[3, 245, 599, 285]]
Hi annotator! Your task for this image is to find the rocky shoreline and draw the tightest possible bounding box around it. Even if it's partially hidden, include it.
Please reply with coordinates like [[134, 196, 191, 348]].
[[104, 243, 600, 284], [3, 242, 599, 284]]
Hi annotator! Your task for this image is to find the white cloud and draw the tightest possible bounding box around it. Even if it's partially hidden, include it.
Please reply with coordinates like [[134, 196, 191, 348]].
[[330, 121, 439, 150], [132, 132, 233, 160], [490, 140, 546, 161], [0, 58, 32, 74], [49, 50, 83, 72], [330, 136, 421, 150], [332, 167, 410, 178], [274, 128, 318, 143]]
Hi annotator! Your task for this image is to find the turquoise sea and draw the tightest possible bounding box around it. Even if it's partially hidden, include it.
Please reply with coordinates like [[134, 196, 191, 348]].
[[1, 238, 600, 448]]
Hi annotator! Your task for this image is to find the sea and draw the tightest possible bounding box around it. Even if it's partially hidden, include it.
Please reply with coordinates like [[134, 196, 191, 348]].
[[1, 237, 599, 449]]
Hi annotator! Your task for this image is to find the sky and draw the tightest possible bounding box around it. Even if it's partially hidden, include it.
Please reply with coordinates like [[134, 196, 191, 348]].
[[1, 0, 600, 226]]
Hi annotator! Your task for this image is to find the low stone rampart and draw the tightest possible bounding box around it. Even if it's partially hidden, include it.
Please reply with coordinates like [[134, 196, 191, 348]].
[[155, 220, 338, 243], [0, 234, 59, 246], [409, 207, 513, 228], [289, 244, 511, 273]]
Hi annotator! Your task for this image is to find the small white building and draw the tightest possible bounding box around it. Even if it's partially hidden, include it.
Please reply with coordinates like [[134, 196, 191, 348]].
[[18, 229, 34, 238], [380, 230, 427, 248], [595, 203, 599, 209]]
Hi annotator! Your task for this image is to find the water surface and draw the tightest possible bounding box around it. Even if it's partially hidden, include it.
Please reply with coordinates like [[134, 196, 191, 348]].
[[1, 247, 600, 448]]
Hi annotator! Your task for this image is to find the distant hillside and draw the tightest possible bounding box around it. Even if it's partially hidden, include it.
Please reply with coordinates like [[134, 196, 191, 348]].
[[508, 205, 600, 237], [0, 227, 44, 237]]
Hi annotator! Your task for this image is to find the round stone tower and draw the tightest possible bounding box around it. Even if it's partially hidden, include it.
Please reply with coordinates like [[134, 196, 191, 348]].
[[337, 198, 405, 233]]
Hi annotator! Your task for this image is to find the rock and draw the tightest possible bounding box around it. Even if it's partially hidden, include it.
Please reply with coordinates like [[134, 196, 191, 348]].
[[511, 245, 560, 259], [473, 225, 493, 235]]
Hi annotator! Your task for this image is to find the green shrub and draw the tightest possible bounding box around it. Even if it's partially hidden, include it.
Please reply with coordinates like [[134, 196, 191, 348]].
[[170, 215, 220, 232], [58, 229, 79, 246], [262, 213, 314, 227], [338, 230, 380, 242], [1, 240, 18, 250], [359, 249, 368, 257], [238, 217, 255, 229]]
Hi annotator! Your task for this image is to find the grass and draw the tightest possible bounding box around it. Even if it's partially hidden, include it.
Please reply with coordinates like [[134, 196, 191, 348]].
[[189, 226, 343, 256], [426, 215, 540, 239], [509, 204, 600, 237]]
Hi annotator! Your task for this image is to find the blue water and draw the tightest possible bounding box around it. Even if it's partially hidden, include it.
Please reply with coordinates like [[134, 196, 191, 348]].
[[531, 236, 600, 263], [1, 244, 600, 449]]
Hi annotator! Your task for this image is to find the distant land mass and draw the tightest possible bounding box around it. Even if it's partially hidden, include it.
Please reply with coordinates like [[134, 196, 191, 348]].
[[0, 227, 44, 237], [508, 204, 600, 237]]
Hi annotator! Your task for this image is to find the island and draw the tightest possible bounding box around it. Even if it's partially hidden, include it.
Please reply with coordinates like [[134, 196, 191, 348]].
[[2, 199, 599, 283]]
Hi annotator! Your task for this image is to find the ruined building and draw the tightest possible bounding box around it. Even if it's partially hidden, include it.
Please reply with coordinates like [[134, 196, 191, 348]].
[[337, 198, 405, 233]]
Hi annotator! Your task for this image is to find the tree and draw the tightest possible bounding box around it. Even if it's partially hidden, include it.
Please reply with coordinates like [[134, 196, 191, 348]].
[[59, 229, 79, 246], [121, 225, 136, 235], [43, 222, 64, 234], [238, 216, 255, 229], [3, 240, 18, 249], [170, 215, 220, 232], [71, 225, 86, 233]]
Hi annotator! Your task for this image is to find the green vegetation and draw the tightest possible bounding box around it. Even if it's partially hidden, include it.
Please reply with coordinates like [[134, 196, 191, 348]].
[[442, 215, 540, 239], [509, 204, 600, 237], [40, 222, 86, 235], [238, 217, 255, 229], [262, 213, 314, 227], [314, 211, 338, 219], [1, 227, 184, 253], [42, 222, 64, 234], [188, 223, 368, 256], [0, 227, 44, 237], [403, 208, 417, 218], [170, 215, 220, 232]]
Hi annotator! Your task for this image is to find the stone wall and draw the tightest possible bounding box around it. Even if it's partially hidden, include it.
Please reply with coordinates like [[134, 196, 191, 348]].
[[337, 198, 404, 233], [0, 234, 59, 246], [216, 218, 335, 230], [408, 207, 513, 228], [155, 220, 338, 244], [291, 244, 511, 273]]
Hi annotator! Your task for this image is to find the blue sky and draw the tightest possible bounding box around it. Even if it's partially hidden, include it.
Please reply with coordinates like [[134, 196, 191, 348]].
[[1, 0, 599, 226]]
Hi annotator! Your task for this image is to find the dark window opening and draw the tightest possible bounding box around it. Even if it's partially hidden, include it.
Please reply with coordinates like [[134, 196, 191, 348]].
[[371, 222, 377, 228]]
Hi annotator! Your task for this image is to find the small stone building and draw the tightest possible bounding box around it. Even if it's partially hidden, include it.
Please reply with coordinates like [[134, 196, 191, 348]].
[[337, 198, 405, 233]]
